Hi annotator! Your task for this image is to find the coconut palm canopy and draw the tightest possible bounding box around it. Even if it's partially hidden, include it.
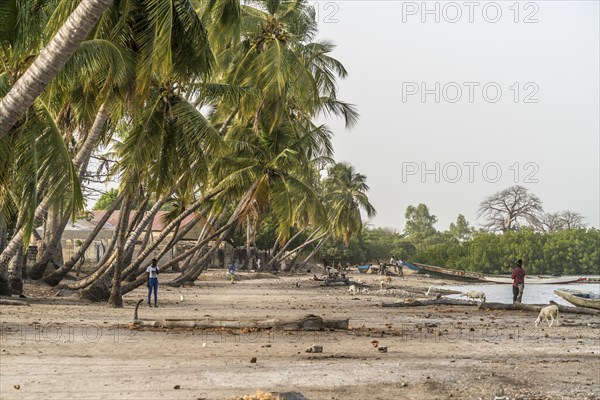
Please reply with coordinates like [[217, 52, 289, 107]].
[[0, 0, 375, 303]]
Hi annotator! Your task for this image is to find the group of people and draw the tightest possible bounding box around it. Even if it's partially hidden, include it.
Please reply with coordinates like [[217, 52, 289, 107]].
[[376, 256, 403, 276]]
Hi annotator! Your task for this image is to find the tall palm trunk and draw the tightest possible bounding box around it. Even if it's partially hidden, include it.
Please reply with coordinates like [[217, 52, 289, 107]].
[[29, 205, 65, 279], [0, 196, 51, 272], [0, 0, 115, 137], [241, 216, 253, 269]]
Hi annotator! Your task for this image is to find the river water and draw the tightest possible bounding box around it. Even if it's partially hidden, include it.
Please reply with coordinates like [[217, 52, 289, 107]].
[[441, 278, 600, 306]]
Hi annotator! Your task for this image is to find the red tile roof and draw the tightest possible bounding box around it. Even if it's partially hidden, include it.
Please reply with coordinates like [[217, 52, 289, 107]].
[[91, 210, 204, 232]]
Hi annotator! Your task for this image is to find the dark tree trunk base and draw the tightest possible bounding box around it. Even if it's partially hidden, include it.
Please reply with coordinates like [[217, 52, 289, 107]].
[[0, 276, 11, 296], [80, 280, 111, 302]]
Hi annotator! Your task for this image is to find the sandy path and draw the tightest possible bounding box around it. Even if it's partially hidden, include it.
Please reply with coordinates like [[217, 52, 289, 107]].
[[1, 272, 599, 399]]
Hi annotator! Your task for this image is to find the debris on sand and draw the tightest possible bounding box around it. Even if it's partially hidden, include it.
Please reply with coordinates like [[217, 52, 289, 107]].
[[234, 389, 307, 400], [305, 344, 323, 353]]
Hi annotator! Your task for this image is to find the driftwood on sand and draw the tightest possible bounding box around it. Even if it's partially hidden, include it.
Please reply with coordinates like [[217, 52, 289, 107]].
[[132, 300, 349, 331], [0, 297, 29, 306], [478, 301, 600, 315], [381, 298, 477, 307], [382, 298, 600, 315]]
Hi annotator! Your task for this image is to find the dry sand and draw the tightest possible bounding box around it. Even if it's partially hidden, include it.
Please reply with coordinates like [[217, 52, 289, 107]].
[[1, 270, 599, 400]]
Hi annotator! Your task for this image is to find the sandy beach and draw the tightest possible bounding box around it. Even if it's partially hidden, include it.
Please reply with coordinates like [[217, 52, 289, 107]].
[[1, 271, 599, 400]]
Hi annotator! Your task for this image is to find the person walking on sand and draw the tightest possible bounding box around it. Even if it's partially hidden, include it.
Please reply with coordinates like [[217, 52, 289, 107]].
[[146, 258, 160, 307], [228, 261, 237, 284], [511, 259, 526, 303]]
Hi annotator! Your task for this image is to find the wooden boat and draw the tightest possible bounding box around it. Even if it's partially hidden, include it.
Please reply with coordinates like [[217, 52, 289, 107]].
[[554, 289, 600, 310], [481, 276, 586, 285], [411, 262, 484, 282]]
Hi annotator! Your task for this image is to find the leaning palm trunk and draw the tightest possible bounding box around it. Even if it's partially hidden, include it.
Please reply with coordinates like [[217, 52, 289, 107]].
[[62, 215, 122, 290], [165, 223, 236, 287], [117, 190, 221, 282], [279, 232, 327, 271], [266, 228, 308, 270], [0, 0, 115, 138], [0, 100, 113, 272], [298, 233, 331, 269], [122, 193, 170, 259], [108, 198, 131, 307], [42, 194, 123, 286], [64, 253, 115, 290], [122, 222, 233, 294], [167, 180, 262, 286], [179, 214, 215, 272], [74, 101, 112, 176]]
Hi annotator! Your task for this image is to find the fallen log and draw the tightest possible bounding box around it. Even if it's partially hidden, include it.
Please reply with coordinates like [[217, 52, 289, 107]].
[[0, 297, 30, 306], [478, 301, 600, 315], [133, 315, 349, 331], [132, 301, 348, 330], [381, 298, 477, 307]]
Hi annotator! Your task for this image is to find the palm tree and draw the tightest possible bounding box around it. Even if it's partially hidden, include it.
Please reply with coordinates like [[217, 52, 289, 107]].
[[323, 162, 376, 246], [0, 0, 115, 137]]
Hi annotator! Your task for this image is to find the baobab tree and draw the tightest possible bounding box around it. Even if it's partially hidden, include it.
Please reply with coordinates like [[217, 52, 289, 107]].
[[477, 185, 543, 232]]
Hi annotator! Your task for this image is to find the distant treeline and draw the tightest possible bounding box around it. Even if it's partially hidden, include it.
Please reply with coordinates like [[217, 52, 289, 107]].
[[318, 227, 600, 276]]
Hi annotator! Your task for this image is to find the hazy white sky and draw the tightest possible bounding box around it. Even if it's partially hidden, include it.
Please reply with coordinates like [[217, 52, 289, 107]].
[[311, 0, 600, 231]]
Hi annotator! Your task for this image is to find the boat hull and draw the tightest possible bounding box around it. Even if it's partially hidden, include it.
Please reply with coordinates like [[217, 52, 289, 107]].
[[555, 289, 600, 310], [412, 262, 484, 282]]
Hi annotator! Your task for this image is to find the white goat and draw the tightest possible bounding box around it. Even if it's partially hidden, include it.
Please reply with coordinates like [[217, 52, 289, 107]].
[[379, 281, 387, 290], [461, 290, 486, 302], [535, 305, 559, 328], [348, 285, 358, 295]]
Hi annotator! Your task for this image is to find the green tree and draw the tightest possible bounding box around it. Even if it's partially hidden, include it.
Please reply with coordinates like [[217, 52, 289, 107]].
[[324, 162, 376, 246], [92, 189, 119, 210], [404, 203, 437, 241], [449, 214, 473, 241]]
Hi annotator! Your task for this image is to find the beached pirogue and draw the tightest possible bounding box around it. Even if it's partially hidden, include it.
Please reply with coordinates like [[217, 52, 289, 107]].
[[554, 289, 600, 310]]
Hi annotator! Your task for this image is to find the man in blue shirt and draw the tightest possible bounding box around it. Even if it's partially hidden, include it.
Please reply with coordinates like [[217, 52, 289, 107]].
[[228, 261, 237, 284]]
